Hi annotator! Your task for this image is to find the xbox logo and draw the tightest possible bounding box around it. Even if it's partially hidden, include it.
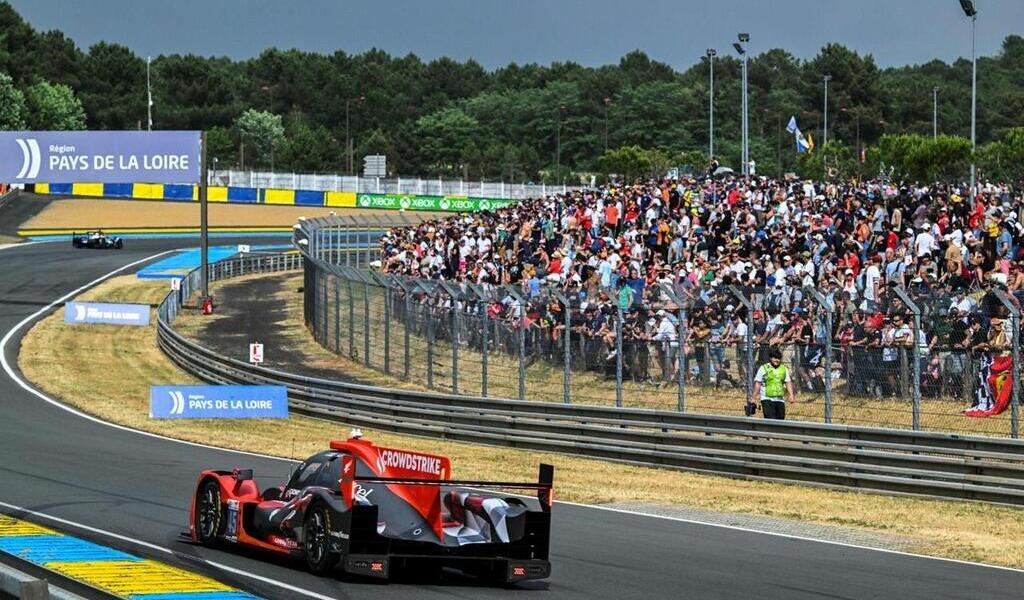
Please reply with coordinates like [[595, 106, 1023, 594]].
[[440, 197, 451, 211], [399, 196, 411, 210], [358, 195, 371, 207], [478, 199, 490, 211]]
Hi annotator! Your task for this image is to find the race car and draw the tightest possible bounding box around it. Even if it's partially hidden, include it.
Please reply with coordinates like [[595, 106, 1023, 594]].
[[187, 433, 553, 583], [72, 231, 123, 249]]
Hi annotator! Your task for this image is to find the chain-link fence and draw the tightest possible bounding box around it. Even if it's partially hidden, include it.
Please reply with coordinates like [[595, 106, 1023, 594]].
[[297, 216, 1022, 438]]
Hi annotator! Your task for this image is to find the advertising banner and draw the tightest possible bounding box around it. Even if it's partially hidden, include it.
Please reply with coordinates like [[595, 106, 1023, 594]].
[[355, 193, 515, 212], [0, 131, 202, 184], [64, 301, 150, 326], [150, 385, 289, 419]]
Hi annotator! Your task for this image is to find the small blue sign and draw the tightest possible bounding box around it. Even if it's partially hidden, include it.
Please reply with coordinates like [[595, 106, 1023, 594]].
[[150, 385, 289, 419], [64, 301, 150, 326]]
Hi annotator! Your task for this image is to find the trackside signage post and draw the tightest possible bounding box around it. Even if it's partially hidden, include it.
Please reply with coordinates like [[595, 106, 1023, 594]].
[[249, 342, 264, 365], [64, 301, 150, 326], [0, 129, 210, 306], [150, 385, 288, 419]]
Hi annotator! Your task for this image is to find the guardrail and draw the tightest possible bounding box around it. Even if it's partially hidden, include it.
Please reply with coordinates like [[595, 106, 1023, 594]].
[[155, 252, 1024, 506]]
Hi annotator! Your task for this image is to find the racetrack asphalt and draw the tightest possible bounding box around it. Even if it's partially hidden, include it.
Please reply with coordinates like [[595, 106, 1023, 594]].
[[0, 239, 1022, 599]]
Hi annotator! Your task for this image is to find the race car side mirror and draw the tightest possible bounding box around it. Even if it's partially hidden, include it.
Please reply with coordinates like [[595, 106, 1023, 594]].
[[233, 468, 254, 482]]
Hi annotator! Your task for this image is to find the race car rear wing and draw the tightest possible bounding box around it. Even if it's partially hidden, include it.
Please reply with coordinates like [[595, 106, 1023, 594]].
[[342, 460, 554, 512]]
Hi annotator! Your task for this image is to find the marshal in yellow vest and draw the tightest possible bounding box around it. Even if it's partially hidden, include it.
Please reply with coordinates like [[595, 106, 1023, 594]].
[[762, 363, 788, 398]]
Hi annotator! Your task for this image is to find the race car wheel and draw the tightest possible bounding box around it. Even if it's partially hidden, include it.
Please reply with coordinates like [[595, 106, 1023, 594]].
[[195, 480, 222, 545], [304, 504, 338, 575], [115, 239, 123, 249]]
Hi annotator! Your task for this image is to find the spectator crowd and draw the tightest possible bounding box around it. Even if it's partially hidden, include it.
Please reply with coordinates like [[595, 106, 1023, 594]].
[[379, 173, 1024, 416]]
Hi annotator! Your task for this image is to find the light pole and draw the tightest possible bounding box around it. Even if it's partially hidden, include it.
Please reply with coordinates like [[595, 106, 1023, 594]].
[[933, 86, 939, 138], [556, 105, 566, 182], [603, 97, 611, 153], [763, 108, 781, 178], [146, 56, 153, 131], [734, 34, 750, 183], [841, 107, 861, 161], [960, 0, 977, 198], [706, 48, 716, 161], [345, 95, 365, 175], [823, 74, 831, 148]]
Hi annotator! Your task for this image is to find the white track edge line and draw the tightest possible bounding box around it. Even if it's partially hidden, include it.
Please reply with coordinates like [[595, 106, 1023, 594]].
[[0, 500, 338, 600], [1, 254, 1021, 578], [0, 241, 41, 252]]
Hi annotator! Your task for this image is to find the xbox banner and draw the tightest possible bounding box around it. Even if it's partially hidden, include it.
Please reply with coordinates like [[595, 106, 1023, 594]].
[[355, 193, 515, 212]]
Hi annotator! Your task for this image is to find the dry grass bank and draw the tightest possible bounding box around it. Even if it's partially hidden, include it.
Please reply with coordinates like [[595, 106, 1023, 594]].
[[21, 198, 441, 230]]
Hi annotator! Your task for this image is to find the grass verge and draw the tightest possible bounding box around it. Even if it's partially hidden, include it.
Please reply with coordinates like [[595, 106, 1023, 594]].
[[17, 274, 1024, 568]]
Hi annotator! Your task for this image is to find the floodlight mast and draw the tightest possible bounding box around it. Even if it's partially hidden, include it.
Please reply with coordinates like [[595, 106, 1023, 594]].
[[734, 34, 750, 183], [959, 0, 977, 200], [823, 74, 831, 148], [706, 48, 716, 161]]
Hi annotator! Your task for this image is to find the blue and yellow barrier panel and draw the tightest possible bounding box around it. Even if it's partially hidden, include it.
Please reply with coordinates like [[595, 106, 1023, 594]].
[[325, 191, 356, 207], [0, 514, 261, 599], [262, 188, 295, 205], [32, 182, 516, 213], [227, 186, 258, 203], [132, 183, 164, 200], [71, 182, 104, 197], [294, 189, 326, 206], [208, 186, 228, 202]]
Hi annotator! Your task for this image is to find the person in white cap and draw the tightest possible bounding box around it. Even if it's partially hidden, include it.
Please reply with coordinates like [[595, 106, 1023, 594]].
[[915, 224, 937, 258]]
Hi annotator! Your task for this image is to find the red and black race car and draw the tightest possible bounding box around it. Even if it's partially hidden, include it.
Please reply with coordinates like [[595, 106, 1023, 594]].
[[187, 433, 553, 583]]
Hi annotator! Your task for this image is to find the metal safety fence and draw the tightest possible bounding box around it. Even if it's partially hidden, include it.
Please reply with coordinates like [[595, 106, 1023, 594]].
[[159, 252, 303, 324], [296, 216, 1022, 439], [154, 252, 1024, 505]]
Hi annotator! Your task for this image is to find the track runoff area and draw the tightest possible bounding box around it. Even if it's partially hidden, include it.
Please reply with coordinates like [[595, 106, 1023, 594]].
[[0, 133, 1021, 598]]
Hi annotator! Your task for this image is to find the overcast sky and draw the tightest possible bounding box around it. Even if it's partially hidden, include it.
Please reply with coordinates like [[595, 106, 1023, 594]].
[[8, 0, 1023, 69]]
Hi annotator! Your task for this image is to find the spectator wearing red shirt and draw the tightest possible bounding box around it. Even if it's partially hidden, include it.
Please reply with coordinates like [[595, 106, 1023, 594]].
[[604, 202, 619, 235]]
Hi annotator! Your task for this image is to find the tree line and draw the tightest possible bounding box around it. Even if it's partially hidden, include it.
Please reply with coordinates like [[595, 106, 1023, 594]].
[[0, 1, 1021, 183]]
